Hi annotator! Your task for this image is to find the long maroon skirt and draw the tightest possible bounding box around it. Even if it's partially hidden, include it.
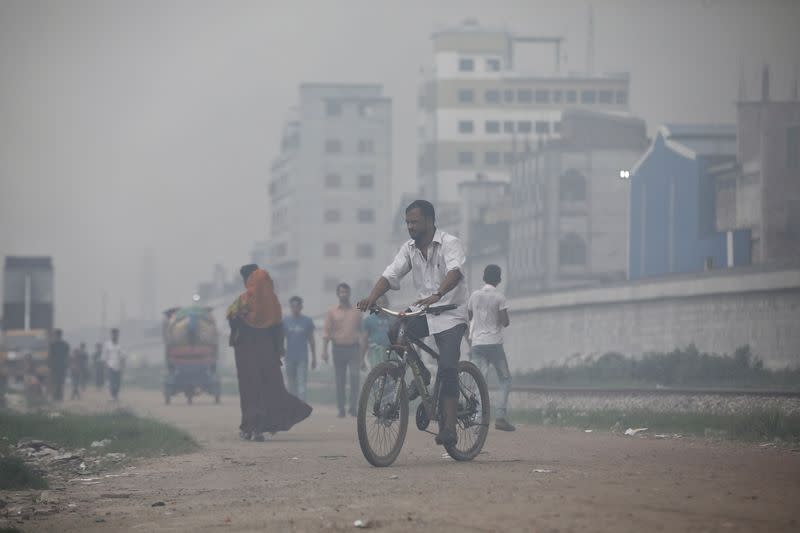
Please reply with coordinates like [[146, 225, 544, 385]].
[[233, 323, 312, 433]]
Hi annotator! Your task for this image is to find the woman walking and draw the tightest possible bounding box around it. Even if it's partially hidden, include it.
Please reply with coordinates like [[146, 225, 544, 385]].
[[227, 264, 312, 441]]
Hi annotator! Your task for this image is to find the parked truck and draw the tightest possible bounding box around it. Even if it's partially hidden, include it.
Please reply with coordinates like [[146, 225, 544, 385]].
[[0, 256, 54, 405]]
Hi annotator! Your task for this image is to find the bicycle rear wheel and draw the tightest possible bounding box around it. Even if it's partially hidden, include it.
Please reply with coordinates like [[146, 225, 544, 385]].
[[357, 362, 409, 467], [444, 360, 490, 461]]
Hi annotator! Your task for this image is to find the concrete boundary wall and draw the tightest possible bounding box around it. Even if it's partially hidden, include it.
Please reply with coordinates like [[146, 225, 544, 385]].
[[505, 269, 800, 371]]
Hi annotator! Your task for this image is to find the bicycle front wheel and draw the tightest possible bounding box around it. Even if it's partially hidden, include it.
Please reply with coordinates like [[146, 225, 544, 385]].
[[357, 361, 409, 467], [444, 360, 491, 461]]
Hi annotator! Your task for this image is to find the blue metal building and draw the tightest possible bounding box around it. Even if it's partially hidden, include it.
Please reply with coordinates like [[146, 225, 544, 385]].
[[628, 124, 751, 280]]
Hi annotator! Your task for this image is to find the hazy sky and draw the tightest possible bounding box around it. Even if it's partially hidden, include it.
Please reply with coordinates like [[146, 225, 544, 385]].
[[1, 0, 798, 331]]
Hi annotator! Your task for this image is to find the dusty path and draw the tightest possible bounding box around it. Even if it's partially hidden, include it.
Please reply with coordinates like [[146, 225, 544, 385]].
[[17, 388, 800, 532]]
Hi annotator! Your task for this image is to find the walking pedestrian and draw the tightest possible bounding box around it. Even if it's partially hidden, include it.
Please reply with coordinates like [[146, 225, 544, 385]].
[[48, 329, 69, 402], [322, 283, 364, 418], [468, 264, 516, 431], [228, 264, 311, 441], [92, 342, 105, 389], [69, 346, 82, 400], [101, 328, 126, 401], [76, 342, 90, 391], [282, 296, 316, 401]]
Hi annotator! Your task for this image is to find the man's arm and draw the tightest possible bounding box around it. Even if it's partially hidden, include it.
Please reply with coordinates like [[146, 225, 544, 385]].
[[357, 277, 390, 311], [321, 311, 332, 363], [499, 308, 510, 328], [308, 324, 317, 370]]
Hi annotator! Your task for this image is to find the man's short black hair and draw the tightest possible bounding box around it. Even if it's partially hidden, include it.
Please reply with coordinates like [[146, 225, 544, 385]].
[[240, 263, 259, 282], [289, 296, 303, 305], [483, 264, 502, 285], [54, 329, 63, 337], [336, 282, 351, 293], [111, 328, 119, 335], [405, 199, 435, 222]]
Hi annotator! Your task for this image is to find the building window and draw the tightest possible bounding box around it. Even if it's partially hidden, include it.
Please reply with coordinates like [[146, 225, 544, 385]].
[[485, 89, 500, 104], [272, 242, 287, 257], [553, 90, 563, 103], [503, 152, 515, 165], [553, 121, 562, 133], [486, 58, 501, 72], [535, 89, 550, 103], [324, 209, 341, 223], [459, 58, 474, 72], [357, 208, 375, 223], [598, 90, 613, 104], [325, 173, 342, 188], [559, 169, 587, 202], [503, 121, 514, 133], [566, 90, 577, 103], [458, 89, 474, 103], [517, 89, 532, 103], [581, 90, 596, 104], [358, 174, 374, 189], [458, 120, 474, 134], [485, 152, 500, 166], [559, 233, 587, 266], [359, 103, 374, 117], [517, 121, 532, 133], [326, 101, 342, 116], [325, 139, 342, 153], [616, 91, 628, 105], [535, 121, 550, 134], [458, 151, 474, 165], [324, 243, 341, 257], [485, 120, 500, 134], [503, 89, 514, 103], [358, 139, 375, 154], [356, 243, 374, 258], [787, 126, 799, 169]]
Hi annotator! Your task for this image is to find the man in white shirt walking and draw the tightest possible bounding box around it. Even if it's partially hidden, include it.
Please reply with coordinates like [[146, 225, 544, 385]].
[[357, 199, 468, 447], [468, 265, 516, 431], [101, 328, 126, 401]]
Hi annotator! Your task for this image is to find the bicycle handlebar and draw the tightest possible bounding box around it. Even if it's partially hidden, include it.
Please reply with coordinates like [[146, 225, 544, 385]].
[[370, 303, 458, 318]]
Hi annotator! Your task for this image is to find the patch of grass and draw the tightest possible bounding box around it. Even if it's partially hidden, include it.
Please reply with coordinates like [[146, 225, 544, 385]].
[[514, 406, 800, 442], [0, 456, 47, 490], [0, 410, 200, 458]]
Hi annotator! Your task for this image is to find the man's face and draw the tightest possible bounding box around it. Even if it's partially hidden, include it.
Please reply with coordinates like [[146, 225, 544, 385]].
[[290, 300, 302, 315], [337, 287, 350, 304], [405, 208, 431, 241]]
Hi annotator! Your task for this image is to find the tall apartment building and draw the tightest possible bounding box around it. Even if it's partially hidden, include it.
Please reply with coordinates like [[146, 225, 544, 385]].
[[261, 84, 392, 316], [418, 19, 631, 206], [509, 108, 647, 294], [713, 68, 800, 267]]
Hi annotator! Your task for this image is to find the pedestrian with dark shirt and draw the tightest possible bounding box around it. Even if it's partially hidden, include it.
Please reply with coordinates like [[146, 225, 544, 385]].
[[322, 283, 364, 418], [69, 346, 82, 400], [48, 329, 70, 402], [283, 296, 316, 401], [92, 342, 104, 388], [76, 342, 90, 390]]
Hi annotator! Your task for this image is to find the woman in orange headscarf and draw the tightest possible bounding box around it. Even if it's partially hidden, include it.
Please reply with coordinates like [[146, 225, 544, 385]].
[[228, 264, 311, 441]]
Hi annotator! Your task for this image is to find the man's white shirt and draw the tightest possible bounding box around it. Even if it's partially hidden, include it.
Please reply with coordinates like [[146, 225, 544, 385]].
[[382, 229, 468, 334], [101, 341, 126, 372], [468, 284, 508, 346]]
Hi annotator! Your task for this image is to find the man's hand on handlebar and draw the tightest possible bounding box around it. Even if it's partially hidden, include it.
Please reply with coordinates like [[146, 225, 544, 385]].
[[414, 293, 442, 308], [356, 298, 375, 312]]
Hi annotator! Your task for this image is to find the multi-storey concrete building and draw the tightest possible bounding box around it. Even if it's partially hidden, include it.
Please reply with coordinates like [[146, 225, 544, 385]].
[[263, 84, 392, 315], [509, 108, 647, 294], [417, 19, 631, 206], [713, 68, 800, 267]]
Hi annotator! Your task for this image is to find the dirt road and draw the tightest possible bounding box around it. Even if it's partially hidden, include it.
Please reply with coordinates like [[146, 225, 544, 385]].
[[19, 388, 800, 532]]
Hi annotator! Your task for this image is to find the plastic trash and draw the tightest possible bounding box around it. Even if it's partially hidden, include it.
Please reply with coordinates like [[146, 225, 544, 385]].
[[624, 427, 648, 436], [354, 519, 373, 528], [91, 439, 112, 448], [531, 468, 554, 474]]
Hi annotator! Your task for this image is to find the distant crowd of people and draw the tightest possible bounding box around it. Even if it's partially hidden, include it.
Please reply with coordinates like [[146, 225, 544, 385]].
[[227, 199, 516, 443], [45, 327, 127, 403]]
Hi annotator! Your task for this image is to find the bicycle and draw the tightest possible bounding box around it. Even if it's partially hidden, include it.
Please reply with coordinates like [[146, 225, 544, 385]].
[[356, 304, 490, 467]]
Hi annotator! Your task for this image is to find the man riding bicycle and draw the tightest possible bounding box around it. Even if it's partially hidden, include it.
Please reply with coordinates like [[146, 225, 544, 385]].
[[357, 199, 468, 446]]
